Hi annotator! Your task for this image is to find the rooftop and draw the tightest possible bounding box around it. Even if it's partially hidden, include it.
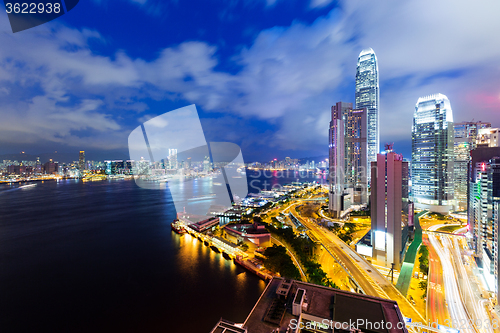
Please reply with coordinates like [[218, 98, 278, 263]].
[[240, 277, 407, 333]]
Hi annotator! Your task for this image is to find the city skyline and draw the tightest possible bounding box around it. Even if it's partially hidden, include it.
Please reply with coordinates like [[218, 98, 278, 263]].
[[0, 1, 500, 162]]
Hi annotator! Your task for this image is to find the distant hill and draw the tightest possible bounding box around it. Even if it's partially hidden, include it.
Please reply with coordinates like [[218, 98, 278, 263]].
[[0, 152, 80, 164]]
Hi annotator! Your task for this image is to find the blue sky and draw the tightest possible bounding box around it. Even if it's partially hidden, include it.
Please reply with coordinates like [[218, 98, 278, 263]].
[[0, 0, 500, 162]]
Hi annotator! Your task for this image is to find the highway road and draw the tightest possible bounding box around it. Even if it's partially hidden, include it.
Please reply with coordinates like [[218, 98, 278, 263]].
[[450, 236, 493, 333], [424, 233, 451, 327], [426, 223, 494, 332], [428, 232, 475, 332], [290, 204, 427, 324]]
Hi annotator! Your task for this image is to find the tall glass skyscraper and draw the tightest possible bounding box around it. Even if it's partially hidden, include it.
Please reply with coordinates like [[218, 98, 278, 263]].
[[355, 48, 379, 168], [411, 94, 454, 213], [453, 121, 491, 210]]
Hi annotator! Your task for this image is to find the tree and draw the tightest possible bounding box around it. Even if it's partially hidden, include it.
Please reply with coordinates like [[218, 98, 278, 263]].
[[418, 245, 429, 274], [262, 245, 300, 279]]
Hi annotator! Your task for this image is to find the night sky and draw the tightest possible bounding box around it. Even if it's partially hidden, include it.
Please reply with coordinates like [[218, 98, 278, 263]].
[[0, 0, 499, 162]]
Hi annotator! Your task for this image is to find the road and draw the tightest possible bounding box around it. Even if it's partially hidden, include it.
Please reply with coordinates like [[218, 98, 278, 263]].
[[426, 223, 494, 332], [424, 233, 451, 328], [450, 236, 493, 333], [428, 232, 475, 332], [290, 204, 426, 324]]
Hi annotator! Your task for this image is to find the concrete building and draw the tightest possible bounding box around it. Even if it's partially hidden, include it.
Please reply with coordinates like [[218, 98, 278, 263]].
[[355, 48, 379, 169], [477, 127, 500, 148], [345, 107, 368, 204], [454, 122, 491, 211], [328, 102, 368, 218], [79, 150, 85, 171], [223, 223, 271, 247], [474, 157, 500, 292], [328, 101, 347, 218], [371, 147, 410, 269], [43, 159, 58, 174], [496, 202, 500, 304], [210, 277, 409, 333], [468, 148, 500, 256], [168, 148, 178, 170], [411, 94, 455, 213]]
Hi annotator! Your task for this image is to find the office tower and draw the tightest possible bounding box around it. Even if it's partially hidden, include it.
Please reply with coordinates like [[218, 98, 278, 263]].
[[371, 146, 410, 269], [345, 107, 368, 204], [496, 202, 500, 304], [355, 48, 379, 168], [328, 102, 368, 215], [168, 148, 178, 170], [477, 127, 500, 147], [411, 94, 455, 213], [79, 151, 85, 171], [454, 121, 491, 210], [469, 155, 500, 290], [43, 159, 58, 174], [35, 156, 42, 174], [328, 102, 347, 217], [469, 148, 500, 258]]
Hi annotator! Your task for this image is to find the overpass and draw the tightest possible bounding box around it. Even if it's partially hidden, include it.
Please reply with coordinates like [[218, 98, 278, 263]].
[[290, 205, 426, 324], [395, 210, 427, 296]]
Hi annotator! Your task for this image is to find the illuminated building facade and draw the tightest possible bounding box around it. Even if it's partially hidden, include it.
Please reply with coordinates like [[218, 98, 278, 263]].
[[468, 149, 500, 292], [328, 102, 347, 217], [79, 150, 85, 171], [371, 147, 410, 269], [345, 107, 368, 204], [355, 48, 379, 170], [43, 159, 58, 174], [411, 94, 454, 213], [478, 127, 500, 148], [328, 101, 368, 216], [168, 148, 178, 170], [496, 202, 500, 303], [454, 121, 491, 210]]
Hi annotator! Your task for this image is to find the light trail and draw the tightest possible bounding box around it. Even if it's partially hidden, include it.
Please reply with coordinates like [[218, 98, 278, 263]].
[[450, 237, 493, 333], [429, 233, 475, 333]]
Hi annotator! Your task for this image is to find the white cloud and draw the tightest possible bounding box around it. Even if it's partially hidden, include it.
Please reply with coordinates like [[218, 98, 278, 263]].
[[2, 0, 500, 155]]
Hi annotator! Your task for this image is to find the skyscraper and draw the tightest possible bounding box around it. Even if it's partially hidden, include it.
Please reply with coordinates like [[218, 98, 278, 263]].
[[454, 121, 491, 210], [79, 151, 85, 171], [496, 202, 500, 304], [328, 102, 368, 217], [344, 107, 368, 204], [469, 155, 500, 291], [328, 102, 347, 218], [371, 146, 410, 269], [168, 148, 178, 170], [411, 94, 454, 213], [355, 48, 379, 168]]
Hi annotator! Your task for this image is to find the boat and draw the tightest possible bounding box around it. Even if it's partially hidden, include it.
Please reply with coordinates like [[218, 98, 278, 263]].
[[222, 252, 231, 260], [204, 240, 209, 246], [171, 220, 186, 234], [19, 184, 36, 189], [210, 245, 220, 253]]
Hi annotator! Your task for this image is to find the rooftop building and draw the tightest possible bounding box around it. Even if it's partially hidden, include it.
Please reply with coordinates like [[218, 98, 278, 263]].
[[211, 277, 408, 333]]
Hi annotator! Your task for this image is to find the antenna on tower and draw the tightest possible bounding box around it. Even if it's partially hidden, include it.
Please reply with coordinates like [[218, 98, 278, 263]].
[[384, 143, 394, 153]]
